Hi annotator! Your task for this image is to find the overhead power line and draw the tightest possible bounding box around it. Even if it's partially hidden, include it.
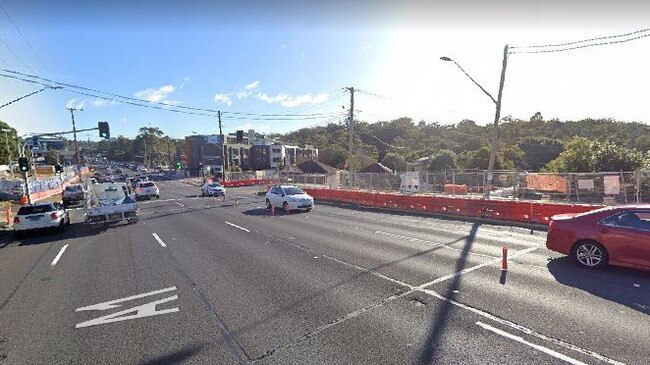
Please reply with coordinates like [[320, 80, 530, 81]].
[[510, 28, 650, 54], [0, 86, 55, 110], [0, 68, 345, 121], [0, 37, 33, 72], [0, 3, 47, 71]]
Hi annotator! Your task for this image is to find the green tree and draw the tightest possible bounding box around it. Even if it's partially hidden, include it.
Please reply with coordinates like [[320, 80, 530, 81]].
[[0, 120, 19, 165], [381, 153, 406, 172], [319, 145, 348, 168], [593, 141, 644, 171], [543, 137, 595, 172], [428, 150, 457, 171]]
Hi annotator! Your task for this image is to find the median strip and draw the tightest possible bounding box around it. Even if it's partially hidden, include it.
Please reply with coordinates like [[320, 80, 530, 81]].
[[224, 221, 250, 232]]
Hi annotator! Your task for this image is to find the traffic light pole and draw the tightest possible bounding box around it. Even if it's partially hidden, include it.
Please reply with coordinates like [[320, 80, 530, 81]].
[[68, 107, 81, 179]]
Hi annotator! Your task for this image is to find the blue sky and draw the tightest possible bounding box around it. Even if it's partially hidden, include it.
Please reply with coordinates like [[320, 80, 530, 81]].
[[1, 1, 650, 140]]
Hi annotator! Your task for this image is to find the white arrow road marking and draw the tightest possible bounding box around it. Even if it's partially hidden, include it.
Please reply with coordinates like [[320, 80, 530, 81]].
[[76, 286, 177, 312], [76, 295, 179, 329], [225, 221, 250, 232]]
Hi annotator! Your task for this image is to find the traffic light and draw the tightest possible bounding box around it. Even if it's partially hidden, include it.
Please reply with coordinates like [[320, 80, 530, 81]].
[[18, 157, 29, 172], [55, 164, 63, 173], [176, 162, 182, 170], [236, 130, 244, 143], [98, 121, 110, 139]]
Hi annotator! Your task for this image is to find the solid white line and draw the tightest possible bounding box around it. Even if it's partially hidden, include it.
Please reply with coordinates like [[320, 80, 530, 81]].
[[225, 221, 250, 232], [152, 233, 167, 247], [476, 321, 589, 365], [51, 244, 69, 266]]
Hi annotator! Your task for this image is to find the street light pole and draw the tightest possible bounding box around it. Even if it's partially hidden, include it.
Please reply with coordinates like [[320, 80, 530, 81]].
[[440, 44, 509, 199]]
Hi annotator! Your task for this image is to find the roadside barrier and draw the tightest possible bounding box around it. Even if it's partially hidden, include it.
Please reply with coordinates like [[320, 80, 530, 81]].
[[302, 188, 603, 226]]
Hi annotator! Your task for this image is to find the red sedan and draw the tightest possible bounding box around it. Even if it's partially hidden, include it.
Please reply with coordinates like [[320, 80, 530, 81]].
[[546, 205, 650, 271]]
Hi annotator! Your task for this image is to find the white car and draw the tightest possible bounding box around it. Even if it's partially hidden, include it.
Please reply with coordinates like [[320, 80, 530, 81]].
[[13, 202, 70, 237], [265, 185, 314, 212], [201, 182, 226, 196], [135, 181, 160, 200]]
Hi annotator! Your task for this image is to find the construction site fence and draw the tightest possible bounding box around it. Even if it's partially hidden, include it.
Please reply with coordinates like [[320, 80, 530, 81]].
[[290, 170, 650, 206]]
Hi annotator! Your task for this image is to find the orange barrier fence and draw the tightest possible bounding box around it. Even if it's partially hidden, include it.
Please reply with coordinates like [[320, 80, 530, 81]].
[[302, 188, 603, 226]]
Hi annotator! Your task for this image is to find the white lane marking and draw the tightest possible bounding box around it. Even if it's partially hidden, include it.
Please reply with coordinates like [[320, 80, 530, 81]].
[[225, 221, 250, 232], [51, 244, 69, 266], [139, 198, 179, 204], [257, 229, 624, 365], [76, 295, 179, 328], [421, 290, 627, 365], [175, 202, 185, 207], [475, 321, 589, 365], [76, 286, 177, 311], [152, 233, 167, 247], [423, 246, 539, 286]]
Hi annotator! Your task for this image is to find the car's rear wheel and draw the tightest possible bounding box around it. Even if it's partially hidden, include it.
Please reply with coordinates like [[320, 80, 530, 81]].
[[266, 199, 272, 209], [572, 240, 608, 268]]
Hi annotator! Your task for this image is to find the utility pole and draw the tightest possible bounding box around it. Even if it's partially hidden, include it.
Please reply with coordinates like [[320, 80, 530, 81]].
[[485, 45, 509, 199], [218, 111, 225, 182], [67, 107, 82, 178], [345, 87, 355, 170]]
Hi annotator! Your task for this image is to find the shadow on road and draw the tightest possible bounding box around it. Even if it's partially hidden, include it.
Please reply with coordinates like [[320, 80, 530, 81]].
[[12, 223, 108, 246], [417, 222, 479, 365], [137, 343, 205, 365], [547, 257, 650, 315], [241, 207, 309, 217]]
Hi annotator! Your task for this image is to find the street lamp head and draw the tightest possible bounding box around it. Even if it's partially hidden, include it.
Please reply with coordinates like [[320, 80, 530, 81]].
[[440, 56, 453, 62]]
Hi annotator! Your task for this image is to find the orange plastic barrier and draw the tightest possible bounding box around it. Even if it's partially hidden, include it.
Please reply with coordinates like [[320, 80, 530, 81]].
[[444, 184, 468, 195]]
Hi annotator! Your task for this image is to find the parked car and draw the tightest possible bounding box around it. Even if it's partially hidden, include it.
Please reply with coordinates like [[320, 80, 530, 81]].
[[201, 182, 226, 196], [265, 185, 313, 212], [62, 184, 86, 206], [135, 181, 160, 200], [13, 202, 70, 237], [546, 205, 650, 271]]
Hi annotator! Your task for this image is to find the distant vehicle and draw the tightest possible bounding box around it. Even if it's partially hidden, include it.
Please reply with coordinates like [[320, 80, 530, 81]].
[[135, 181, 160, 200], [62, 184, 86, 206], [201, 182, 226, 196], [86, 182, 138, 227], [128, 176, 149, 190], [546, 205, 650, 271], [265, 185, 313, 212], [13, 202, 70, 237]]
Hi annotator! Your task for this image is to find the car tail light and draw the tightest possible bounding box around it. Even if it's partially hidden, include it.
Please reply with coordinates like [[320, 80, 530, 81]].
[[13, 216, 20, 224], [51, 212, 59, 220], [548, 219, 555, 228]]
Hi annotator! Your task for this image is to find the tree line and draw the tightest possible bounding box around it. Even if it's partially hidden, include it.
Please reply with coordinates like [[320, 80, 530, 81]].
[[278, 114, 650, 173]]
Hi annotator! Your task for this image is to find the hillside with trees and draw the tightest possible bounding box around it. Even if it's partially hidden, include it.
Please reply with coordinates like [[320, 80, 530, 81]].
[[280, 114, 650, 173]]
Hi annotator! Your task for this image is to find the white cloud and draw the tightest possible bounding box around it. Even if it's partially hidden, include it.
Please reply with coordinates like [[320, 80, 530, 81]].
[[134, 85, 176, 103], [280, 44, 288, 51], [92, 98, 116, 108], [179, 77, 190, 89], [245, 80, 259, 90], [213, 93, 232, 107], [256, 92, 329, 107], [235, 80, 261, 99], [363, 45, 373, 52], [66, 98, 85, 109]]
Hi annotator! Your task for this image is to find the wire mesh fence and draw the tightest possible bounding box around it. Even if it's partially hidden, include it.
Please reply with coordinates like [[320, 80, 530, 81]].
[[289, 169, 650, 206]]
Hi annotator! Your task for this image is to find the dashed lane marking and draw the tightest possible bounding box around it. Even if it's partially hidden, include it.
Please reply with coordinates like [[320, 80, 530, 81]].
[[152, 233, 167, 247], [51, 244, 69, 266]]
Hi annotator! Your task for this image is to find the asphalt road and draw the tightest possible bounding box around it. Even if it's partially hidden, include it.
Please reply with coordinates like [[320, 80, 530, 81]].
[[0, 180, 648, 365]]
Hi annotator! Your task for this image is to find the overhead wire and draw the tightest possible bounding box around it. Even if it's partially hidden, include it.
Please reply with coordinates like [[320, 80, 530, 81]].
[[0, 37, 33, 72], [0, 68, 347, 121], [510, 28, 650, 54], [0, 3, 47, 71]]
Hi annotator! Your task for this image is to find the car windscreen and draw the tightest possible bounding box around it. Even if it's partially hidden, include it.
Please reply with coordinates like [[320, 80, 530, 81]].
[[18, 205, 54, 215], [65, 185, 83, 192], [139, 182, 155, 187], [208, 183, 222, 188], [284, 187, 304, 195]]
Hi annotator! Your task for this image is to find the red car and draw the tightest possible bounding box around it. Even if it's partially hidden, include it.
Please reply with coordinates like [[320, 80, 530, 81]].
[[546, 205, 650, 271]]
